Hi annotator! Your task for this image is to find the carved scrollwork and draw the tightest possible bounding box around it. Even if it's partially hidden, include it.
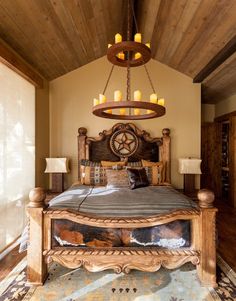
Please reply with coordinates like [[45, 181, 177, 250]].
[[44, 248, 200, 274]]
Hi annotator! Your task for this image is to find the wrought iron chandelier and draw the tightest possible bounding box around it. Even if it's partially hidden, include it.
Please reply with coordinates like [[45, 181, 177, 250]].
[[92, 0, 166, 120]]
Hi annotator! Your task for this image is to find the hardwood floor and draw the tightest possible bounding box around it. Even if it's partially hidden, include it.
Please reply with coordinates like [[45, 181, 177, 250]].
[[0, 245, 26, 282], [0, 198, 235, 282]]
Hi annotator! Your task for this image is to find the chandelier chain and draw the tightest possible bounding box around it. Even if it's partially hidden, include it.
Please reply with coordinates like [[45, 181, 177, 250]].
[[126, 64, 131, 102], [143, 64, 156, 94], [102, 65, 115, 95]]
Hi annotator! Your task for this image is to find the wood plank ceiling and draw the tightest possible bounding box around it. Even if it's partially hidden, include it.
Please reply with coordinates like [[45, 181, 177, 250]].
[[0, 0, 236, 104]]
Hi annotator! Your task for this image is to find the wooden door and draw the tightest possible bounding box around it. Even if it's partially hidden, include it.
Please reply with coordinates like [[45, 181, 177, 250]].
[[201, 122, 221, 197]]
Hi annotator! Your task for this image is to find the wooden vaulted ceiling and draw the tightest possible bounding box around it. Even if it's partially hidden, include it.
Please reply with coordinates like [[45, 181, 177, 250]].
[[0, 0, 236, 104]]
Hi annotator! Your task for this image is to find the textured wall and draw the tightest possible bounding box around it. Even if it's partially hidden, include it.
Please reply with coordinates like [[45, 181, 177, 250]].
[[49, 57, 201, 189]]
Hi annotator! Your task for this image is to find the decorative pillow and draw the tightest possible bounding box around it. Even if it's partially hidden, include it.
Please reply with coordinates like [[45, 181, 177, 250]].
[[142, 159, 164, 184], [80, 159, 101, 167], [83, 166, 108, 186], [101, 160, 126, 167], [105, 169, 130, 188], [127, 161, 142, 167], [141, 159, 162, 167], [126, 168, 149, 190]]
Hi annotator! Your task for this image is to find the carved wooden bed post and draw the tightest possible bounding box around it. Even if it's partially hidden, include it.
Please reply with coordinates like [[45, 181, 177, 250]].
[[27, 187, 48, 285], [161, 128, 171, 182], [78, 127, 87, 182], [197, 189, 217, 287]]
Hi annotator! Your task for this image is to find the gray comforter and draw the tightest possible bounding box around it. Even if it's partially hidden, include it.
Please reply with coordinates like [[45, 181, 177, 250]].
[[49, 185, 198, 217]]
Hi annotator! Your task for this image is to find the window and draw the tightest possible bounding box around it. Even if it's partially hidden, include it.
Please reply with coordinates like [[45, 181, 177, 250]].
[[0, 62, 35, 251]]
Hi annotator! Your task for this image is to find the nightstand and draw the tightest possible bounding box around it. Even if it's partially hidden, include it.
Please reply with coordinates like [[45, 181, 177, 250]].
[[177, 189, 199, 201], [45, 191, 61, 204]]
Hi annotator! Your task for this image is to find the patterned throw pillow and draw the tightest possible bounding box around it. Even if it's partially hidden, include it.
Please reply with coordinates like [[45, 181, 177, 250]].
[[127, 161, 142, 167], [141, 159, 164, 184], [80, 159, 101, 167], [105, 169, 130, 188], [101, 160, 126, 167], [83, 166, 108, 186]]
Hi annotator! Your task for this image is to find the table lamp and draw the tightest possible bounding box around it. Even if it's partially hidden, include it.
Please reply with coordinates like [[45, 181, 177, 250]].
[[178, 158, 202, 194], [45, 158, 70, 193]]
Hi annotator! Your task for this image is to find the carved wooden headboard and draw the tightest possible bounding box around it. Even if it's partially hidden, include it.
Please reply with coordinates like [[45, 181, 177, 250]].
[[78, 123, 171, 183]]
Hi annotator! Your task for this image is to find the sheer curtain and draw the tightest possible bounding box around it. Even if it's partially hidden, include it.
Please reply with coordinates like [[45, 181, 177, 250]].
[[0, 62, 35, 251]]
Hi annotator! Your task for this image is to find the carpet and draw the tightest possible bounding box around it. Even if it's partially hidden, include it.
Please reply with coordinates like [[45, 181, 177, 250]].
[[0, 255, 235, 301]]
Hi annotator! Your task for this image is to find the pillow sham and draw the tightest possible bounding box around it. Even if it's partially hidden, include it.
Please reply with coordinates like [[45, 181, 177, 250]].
[[105, 169, 130, 188], [101, 160, 126, 167], [127, 168, 149, 190], [141, 159, 164, 184], [82, 166, 108, 186]]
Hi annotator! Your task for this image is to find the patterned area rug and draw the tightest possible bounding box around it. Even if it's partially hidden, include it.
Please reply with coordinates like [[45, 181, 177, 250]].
[[0, 255, 235, 301]]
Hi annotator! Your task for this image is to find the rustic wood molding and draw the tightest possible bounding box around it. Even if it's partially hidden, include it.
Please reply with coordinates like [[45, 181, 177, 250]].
[[44, 248, 200, 273], [193, 35, 236, 83], [0, 38, 44, 88], [44, 208, 199, 228]]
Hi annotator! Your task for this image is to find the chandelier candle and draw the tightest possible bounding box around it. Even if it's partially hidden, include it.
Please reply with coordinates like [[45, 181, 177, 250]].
[[134, 90, 141, 101], [134, 33, 142, 43], [134, 90, 141, 115], [135, 52, 142, 60], [93, 98, 99, 106], [99, 94, 106, 104], [115, 33, 122, 43], [145, 43, 151, 48], [117, 52, 125, 60], [114, 90, 122, 101], [120, 108, 126, 115], [158, 98, 165, 106]]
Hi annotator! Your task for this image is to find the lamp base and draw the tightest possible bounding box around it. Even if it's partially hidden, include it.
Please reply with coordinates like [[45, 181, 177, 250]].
[[184, 174, 195, 194], [51, 173, 64, 193]]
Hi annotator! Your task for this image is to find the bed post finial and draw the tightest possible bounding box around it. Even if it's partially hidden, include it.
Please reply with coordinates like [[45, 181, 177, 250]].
[[28, 187, 46, 208], [162, 128, 170, 137], [197, 189, 215, 208], [78, 127, 87, 136]]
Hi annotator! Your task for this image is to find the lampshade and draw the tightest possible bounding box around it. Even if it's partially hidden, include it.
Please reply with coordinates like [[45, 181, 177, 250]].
[[45, 158, 70, 173], [178, 158, 202, 174]]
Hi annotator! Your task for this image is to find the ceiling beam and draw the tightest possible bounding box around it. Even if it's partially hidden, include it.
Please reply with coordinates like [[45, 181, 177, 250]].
[[0, 38, 44, 88], [193, 35, 236, 83]]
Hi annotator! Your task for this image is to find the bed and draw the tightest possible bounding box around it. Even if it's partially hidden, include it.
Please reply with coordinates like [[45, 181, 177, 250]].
[[27, 123, 217, 287]]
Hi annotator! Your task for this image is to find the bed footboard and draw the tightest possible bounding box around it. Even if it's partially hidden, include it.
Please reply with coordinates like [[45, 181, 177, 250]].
[[27, 188, 217, 287]]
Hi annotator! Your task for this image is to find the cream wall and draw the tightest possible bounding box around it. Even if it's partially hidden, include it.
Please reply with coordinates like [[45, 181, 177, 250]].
[[215, 94, 236, 117], [35, 80, 50, 189], [49, 57, 201, 189]]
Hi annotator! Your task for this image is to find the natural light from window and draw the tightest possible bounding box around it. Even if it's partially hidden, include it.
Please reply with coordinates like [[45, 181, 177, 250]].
[[0, 62, 35, 251]]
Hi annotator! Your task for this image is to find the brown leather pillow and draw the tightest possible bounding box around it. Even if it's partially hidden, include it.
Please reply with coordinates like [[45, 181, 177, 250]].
[[127, 168, 149, 190]]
